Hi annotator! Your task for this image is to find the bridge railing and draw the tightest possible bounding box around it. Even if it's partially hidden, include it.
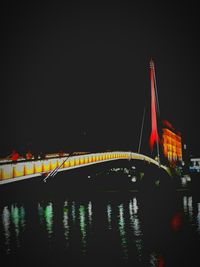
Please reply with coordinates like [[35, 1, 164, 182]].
[[0, 151, 168, 184]]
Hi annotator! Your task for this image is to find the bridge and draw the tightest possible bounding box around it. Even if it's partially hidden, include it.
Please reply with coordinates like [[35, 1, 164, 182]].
[[0, 151, 170, 185], [0, 59, 173, 186]]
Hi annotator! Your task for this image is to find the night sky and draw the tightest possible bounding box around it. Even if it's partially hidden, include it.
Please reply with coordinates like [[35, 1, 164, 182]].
[[1, 2, 200, 157]]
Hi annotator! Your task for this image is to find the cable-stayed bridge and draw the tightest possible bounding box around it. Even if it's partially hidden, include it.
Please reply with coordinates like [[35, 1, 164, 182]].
[[0, 59, 173, 185]]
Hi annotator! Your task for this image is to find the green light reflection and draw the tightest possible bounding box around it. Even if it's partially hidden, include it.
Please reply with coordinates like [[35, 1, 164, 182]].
[[38, 202, 54, 238], [20, 206, 26, 231], [38, 202, 53, 238], [9, 204, 26, 248], [11, 205, 20, 239], [118, 204, 128, 259]]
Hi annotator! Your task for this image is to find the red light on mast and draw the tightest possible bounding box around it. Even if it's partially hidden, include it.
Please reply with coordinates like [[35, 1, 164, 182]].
[[149, 59, 159, 152]]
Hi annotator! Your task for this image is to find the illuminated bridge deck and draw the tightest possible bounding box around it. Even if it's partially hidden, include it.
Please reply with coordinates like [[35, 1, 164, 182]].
[[0, 151, 169, 185]]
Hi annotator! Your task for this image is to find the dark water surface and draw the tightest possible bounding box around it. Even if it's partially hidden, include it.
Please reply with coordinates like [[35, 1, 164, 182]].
[[0, 171, 200, 267]]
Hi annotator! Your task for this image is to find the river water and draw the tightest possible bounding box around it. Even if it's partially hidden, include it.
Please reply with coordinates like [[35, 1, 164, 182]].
[[0, 170, 200, 267]]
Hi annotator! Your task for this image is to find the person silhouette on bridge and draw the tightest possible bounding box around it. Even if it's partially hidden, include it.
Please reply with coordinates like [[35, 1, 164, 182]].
[[11, 150, 19, 162], [26, 150, 33, 160]]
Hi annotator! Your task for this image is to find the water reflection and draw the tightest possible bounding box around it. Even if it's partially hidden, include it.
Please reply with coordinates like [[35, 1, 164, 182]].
[[150, 253, 165, 267], [19, 206, 26, 231], [44, 203, 53, 237], [1, 204, 26, 253], [188, 196, 193, 222], [2, 206, 10, 254], [88, 201, 92, 226], [11, 205, 20, 242], [183, 196, 188, 213], [79, 205, 87, 254], [129, 198, 142, 260], [1, 190, 200, 266], [38, 202, 54, 238], [183, 195, 194, 222], [107, 204, 112, 230], [63, 201, 70, 247], [71, 201, 76, 223], [38, 203, 44, 224], [118, 204, 128, 259]]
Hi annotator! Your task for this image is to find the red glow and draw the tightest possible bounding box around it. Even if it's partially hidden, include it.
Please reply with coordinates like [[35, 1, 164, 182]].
[[162, 120, 174, 130], [171, 212, 182, 231], [149, 59, 159, 151], [157, 255, 165, 267]]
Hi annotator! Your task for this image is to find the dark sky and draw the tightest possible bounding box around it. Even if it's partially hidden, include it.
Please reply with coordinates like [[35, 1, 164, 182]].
[[1, 2, 200, 157]]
